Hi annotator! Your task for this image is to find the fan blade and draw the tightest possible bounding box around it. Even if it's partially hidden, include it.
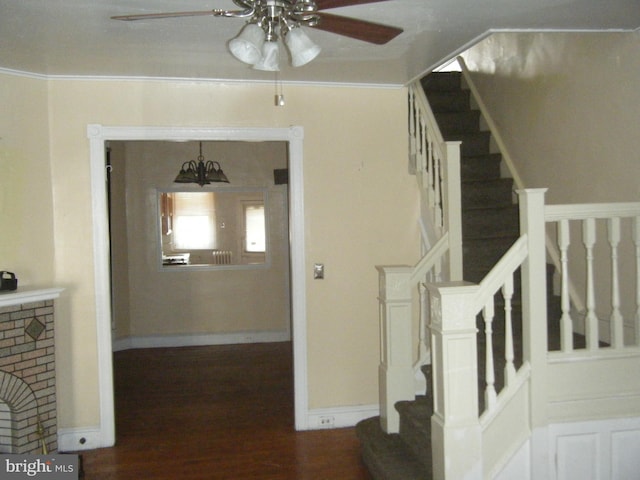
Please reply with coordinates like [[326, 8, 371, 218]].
[[316, 0, 392, 10], [313, 13, 402, 45], [111, 10, 223, 21]]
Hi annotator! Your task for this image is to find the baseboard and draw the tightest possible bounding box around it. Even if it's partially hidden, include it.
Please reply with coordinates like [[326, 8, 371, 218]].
[[57, 426, 105, 452], [112, 330, 291, 351], [306, 404, 379, 430]]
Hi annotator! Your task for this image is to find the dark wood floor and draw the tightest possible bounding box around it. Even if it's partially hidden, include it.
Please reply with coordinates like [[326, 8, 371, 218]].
[[79, 342, 372, 479]]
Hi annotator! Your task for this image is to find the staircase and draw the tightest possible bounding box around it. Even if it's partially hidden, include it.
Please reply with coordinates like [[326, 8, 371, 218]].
[[356, 71, 553, 479], [361, 66, 640, 479], [422, 71, 519, 285]]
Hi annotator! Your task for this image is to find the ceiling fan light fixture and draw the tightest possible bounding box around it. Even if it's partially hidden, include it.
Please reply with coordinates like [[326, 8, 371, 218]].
[[229, 23, 265, 65], [252, 41, 280, 71], [285, 27, 321, 67]]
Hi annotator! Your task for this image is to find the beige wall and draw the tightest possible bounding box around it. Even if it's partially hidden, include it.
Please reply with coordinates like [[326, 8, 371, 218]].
[[461, 31, 640, 202], [0, 74, 54, 286], [111, 140, 290, 338], [2, 77, 418, 429], [461, 31, 640, 324]]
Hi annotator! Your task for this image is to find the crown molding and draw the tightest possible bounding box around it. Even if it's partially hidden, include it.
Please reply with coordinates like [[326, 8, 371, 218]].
[[0, 66, 404, 89]]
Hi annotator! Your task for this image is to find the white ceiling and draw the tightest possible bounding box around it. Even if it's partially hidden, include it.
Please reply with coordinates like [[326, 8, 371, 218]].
[[1, 0, 639, 86]]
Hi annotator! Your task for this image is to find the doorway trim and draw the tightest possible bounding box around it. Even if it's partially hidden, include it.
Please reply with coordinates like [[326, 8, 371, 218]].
[[87, 124, 308, 447]]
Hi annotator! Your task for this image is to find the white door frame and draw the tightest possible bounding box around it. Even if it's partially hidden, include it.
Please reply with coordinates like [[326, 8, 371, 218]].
[[87, 124, 309, 447]]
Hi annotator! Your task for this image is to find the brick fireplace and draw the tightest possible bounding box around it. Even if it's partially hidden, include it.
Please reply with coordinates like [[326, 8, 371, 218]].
[[0, 288, 62, 454]]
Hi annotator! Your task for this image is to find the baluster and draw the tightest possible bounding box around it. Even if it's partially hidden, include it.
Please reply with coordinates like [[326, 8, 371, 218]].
[[417, 282, 430, 366], [408, 88, 416, 171], [434, 253, 443, 283], [483, 301, 497, 411], [608, 217, 624, 348], [634, 217, 640, 346], [583, 218, 599, 350], [558, 219, 574, 352], [502, 276, 516, 386], [424, 125, 434, 212], [433, 154, 443, 229]]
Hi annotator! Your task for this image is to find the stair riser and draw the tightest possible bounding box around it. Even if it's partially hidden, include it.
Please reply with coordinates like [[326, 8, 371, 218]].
[[462, 207, 520, 239], [434, 111, 480, 135], [425, 91, 470, 113], [461, 155, 502, 181], [399, 416, 431, 470], [448, 132, 491, 156], [462, 180, 513, 209], [463, 237, 519, 269], [421, 72, 462, 92]]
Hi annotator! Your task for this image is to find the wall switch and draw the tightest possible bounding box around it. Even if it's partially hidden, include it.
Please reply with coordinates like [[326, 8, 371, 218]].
[[314, 263, 324, 279]]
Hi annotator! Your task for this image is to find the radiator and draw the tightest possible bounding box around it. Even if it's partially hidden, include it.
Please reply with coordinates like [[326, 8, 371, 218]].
[[211, 250, 233, 265]]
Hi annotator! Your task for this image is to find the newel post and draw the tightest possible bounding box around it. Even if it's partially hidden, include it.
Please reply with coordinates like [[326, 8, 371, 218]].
[[517, 189, 550, 478], [377, 266, 415, 433], [427, 281, 482, 480]]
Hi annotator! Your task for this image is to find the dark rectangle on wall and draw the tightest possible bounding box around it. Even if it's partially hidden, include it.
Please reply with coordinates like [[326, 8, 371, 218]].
[[273, 169, 288, 185]]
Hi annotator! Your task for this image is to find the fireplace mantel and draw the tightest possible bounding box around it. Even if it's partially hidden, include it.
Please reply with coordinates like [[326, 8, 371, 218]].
[[0, 287, 64, 308]]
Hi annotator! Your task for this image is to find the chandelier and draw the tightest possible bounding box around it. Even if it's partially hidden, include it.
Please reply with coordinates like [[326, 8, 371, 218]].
[[217, 0, 322, 71], [174, 142, 230, 186]]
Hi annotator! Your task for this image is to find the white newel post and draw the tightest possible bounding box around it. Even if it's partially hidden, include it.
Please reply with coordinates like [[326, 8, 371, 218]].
[[427, 281, 482, 480], [377, 266, 416, 434], [518, 189, 550, 479], [444, 141, 463, 282]]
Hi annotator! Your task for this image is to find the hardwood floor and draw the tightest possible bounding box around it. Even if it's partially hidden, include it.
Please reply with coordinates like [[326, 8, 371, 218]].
[[79, 342, 372, 479]]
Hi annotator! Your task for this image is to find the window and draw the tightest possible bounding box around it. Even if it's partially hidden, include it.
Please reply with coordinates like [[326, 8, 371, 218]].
[[244, 203, 266, 253], [172, 192, 217, 250]]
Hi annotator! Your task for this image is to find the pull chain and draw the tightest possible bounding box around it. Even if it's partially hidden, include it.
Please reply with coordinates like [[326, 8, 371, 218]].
[[274, 71, 285, 107]]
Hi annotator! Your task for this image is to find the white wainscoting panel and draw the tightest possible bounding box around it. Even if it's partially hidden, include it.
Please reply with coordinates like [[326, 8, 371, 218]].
[[556, 433, 600, 480], [611, 429, 640, 479], [548, 417, 640, 480]]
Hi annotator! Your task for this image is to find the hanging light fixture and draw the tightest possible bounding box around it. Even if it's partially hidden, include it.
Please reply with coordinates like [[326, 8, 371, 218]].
[[174, 142, 230, 187], [226, 0, 321, 71]]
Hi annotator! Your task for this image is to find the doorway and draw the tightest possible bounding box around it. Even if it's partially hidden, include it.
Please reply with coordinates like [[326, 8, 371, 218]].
[[88, 125, 309, 448]]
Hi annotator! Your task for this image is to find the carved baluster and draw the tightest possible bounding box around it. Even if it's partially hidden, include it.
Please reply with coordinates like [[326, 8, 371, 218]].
[[634, 217, 640, 346], [503, 276, 516, 386], [583, 218, 599, 350], [608, 217, 624, 348], [483, 301, 497, 412], [558, 219, 573, 352]]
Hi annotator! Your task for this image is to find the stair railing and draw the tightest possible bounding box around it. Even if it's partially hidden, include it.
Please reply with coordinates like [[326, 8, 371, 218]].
[[376, 81, 463, 434], [427, 190, 640, 478], [545, 202, 640, 352], [426, 188, 548, 479]]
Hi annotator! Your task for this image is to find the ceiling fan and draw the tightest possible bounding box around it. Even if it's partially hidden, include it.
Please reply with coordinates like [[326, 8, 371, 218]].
[[112, 0, 403, 71]]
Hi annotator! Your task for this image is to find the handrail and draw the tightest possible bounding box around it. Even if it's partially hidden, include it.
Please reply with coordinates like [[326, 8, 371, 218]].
[[545, 202, 640, 220], [473, 234, 528, 312], [410, 232, 449, 285]]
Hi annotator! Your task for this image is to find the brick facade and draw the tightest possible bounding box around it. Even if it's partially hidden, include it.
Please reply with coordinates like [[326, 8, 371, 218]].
[[0, 299, 57, 454]]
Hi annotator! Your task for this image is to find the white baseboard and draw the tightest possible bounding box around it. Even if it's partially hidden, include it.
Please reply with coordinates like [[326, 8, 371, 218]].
[[112, 330, 291, 351], [57, 426, 105, 452], [306, 404, 379, 430]]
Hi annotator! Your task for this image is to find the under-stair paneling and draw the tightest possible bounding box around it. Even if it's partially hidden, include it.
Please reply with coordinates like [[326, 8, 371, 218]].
[[481, 375, 531, 478]]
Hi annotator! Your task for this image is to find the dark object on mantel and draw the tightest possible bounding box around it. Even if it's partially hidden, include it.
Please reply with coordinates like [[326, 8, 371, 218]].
[[0, 271, 18, 291]]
